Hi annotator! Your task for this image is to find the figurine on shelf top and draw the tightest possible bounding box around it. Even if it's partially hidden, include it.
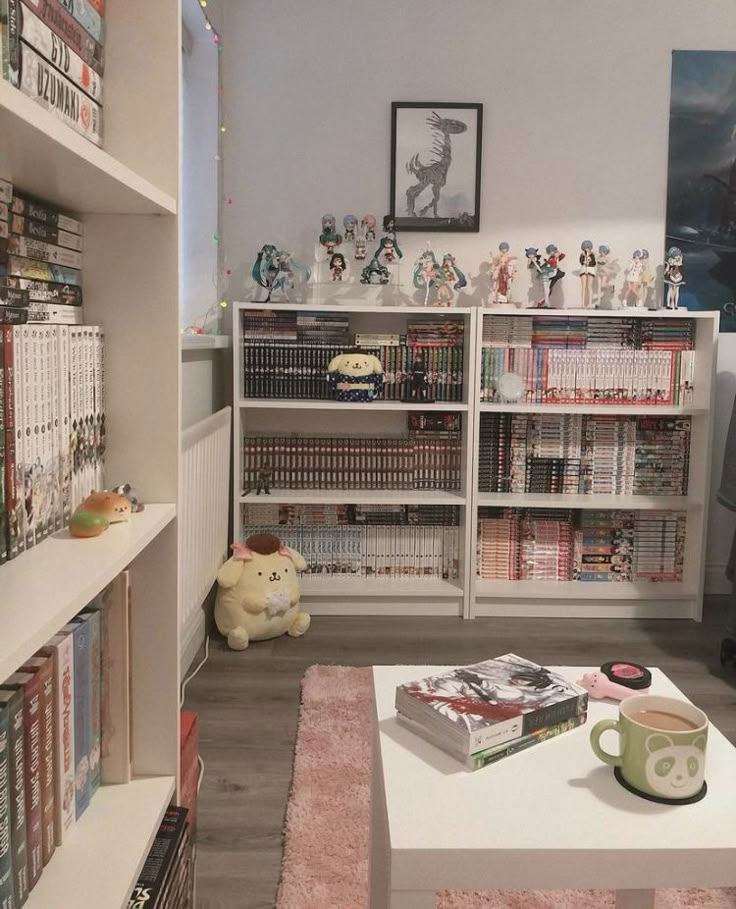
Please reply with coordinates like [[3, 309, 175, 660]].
[[362, 214, 377, 241], [329, 252, 347, 281], [439, 252, 467, 306], [252, 244, 311, 302], [639, 248, 654, 308], [664, 246, 685, 310], [622, 249, 645, 308], [407, 354, 432, 402], [413, 248, 443, 305], [543, 243, 566, 298], [360, 254, 391, 285], [343, 214, 357, 242], [354, 235, 367, 260], [578, 240, 596, 309], [525, 246, 557, 308], [596, 244, 617, 308], [373, 233, 403, 265], [489, 242, 517, 305]]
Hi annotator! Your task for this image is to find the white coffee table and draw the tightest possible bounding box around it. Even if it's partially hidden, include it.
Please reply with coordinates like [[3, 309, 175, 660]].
[[369, 665, 736, 909]]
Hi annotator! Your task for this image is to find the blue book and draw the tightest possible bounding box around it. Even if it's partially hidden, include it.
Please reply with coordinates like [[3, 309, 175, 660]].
[[64, 619, 91, 820], [79, 608, 101, 799]]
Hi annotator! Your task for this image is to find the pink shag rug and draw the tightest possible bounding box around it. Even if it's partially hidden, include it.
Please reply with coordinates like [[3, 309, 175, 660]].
[[276, 665, 736, 909]]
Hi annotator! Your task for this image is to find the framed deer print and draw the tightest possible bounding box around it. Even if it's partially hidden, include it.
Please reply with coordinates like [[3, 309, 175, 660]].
[[390, 102, 483, 232]]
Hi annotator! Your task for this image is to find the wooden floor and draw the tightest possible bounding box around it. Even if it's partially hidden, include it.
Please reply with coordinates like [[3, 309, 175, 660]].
[[183, 597, 736, 909]]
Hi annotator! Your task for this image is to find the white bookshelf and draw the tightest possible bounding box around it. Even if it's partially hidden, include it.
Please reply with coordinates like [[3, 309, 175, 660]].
[[470, 307, 719, 620], [234, 301, 718, 621], [0, 2, 182, 906], [234, 300, 475, 617]]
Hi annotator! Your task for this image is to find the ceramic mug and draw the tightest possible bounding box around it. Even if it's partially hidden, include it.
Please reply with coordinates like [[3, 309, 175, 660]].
[[590, 694, 708, 800]]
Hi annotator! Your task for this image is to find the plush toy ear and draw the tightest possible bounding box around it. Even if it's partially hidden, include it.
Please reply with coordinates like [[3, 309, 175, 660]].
[[328, 355, 344, 372], [217, 558, 245, 589], [279, 544, 307, 572], [231, 543, 254, 561]]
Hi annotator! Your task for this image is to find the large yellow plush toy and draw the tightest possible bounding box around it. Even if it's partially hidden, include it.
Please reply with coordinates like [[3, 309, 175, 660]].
[[214, 533, 310, 650]]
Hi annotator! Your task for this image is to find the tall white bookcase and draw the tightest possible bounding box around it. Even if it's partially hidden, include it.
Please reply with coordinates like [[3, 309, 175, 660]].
[[233, 301, 718, 622], [0, 3, 182, 908]]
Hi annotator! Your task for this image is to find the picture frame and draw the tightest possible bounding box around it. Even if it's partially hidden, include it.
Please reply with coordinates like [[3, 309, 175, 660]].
[[390, 102, 483, 232]]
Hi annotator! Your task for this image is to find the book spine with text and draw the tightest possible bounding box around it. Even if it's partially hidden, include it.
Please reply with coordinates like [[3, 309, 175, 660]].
[[17, 0, 104, 75], [0, 686, 27, 907], [0, 336, 5, 564], [0, 700, 13, 909], [44, 634, 74, 843], [21, 672, 43, 890], [4, 276, 82, 306], [10, 195, 82, 236], [10, 213, 83, 253], [2, 255, 81, 287], [81, 608, 101, 799], [57, 0, 104, 45], [9, 233, 83, 271], [70, 618, 90, 819], [36, 659, 54, 865]]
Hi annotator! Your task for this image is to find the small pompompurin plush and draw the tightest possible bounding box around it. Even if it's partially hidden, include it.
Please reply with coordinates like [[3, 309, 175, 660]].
[[215, 533, 310, 650], [69, 490, 133, 538], [327, 349, 385, 402]]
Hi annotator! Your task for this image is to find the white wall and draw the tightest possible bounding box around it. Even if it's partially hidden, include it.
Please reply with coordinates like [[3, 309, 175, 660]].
[[221, 0, 736, 588]]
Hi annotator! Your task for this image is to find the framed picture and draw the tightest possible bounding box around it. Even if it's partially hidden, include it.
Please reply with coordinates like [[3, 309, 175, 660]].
[[390, 102, 483, 232]]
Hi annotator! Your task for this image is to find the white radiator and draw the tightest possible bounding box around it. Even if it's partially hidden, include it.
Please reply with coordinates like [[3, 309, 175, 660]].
[[179, 406, 231, 674]]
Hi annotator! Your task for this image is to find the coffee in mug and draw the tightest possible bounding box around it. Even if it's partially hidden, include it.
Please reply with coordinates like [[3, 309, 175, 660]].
[[590, 694, 708, 801]]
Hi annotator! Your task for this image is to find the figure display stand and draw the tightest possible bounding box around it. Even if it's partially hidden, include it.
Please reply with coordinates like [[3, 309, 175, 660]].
[[578, 240, 596, 309], [664, 246, 685, 310], [489, 242, 517, 306], [622, 249, 645, 308]]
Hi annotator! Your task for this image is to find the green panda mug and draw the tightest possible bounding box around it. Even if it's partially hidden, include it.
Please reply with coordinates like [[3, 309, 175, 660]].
[[590, 695, 708, 801]]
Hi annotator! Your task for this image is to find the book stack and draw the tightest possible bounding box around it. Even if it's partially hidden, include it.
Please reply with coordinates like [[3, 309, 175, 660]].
[[478, 413, 691, 497], [395, 654, 588, 771], [479, 316, 696, 405], [128, 806, 194, 909], [0, 574, 131, 904], [477, 508, 687, 584], [482, 314, 532, 347], [1, 0, 105, 146], [1, 185, 86, 326]]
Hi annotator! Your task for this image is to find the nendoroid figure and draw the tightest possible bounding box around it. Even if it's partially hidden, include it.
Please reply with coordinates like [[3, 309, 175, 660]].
[[578, 240, 596, 309], [596, 244, 617, 307], [664, 246, 685, 310], [362, 214, 377, 241], [489, 242, 517, 305], [354, 235, 367, 260], [317, 213, 343, 261], [343, 214, 357, 242], [622, 249, 644, 307], [329, 252, 347, 281], [639, 248, 654, 308], [374, 234, 403, 265]]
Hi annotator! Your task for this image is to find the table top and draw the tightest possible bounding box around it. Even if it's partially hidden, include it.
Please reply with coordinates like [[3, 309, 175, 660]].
[[373, 665, 736, 890]]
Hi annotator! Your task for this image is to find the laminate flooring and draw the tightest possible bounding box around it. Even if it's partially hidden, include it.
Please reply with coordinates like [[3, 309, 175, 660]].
[[183, 597, 736, 909]]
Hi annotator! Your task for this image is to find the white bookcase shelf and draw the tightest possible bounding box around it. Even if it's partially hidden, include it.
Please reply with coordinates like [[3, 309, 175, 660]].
[[233, 300, 718, 621], [0, 2, 182, 906]]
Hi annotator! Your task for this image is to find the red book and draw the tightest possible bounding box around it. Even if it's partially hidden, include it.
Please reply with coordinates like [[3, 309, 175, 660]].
[[20, 657, 55, 868]]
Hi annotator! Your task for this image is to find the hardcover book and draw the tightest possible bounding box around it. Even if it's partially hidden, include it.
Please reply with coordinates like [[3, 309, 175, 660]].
[[127, 806, 189, 909], [0, 694, 13, 909], [0, 685, 28, 906], [19, 656, 55, 867], [395, 654, 588, 757], [13, 670, 43, 889], [40, 633, 75, 843], [100, 573, 131, 785], [64, 617, 90, 819], [79, 607, 101, 797]]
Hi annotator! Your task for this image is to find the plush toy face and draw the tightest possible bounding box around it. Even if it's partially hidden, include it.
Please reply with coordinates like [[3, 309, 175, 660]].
[[80, 491, 132, 523], [235, 549, 301, 615], [328, 352, 383, 377]]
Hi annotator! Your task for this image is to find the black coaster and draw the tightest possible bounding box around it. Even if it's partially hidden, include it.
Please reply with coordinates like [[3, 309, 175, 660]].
[[613, 766, 707, 805]]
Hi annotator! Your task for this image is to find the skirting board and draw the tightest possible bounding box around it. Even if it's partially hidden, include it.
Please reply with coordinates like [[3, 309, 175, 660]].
[[180, 610, 206, 677]]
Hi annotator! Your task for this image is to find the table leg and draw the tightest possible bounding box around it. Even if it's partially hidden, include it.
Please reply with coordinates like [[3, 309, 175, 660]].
[[615, 890, 655, 909], [389, 891, 435, 908]]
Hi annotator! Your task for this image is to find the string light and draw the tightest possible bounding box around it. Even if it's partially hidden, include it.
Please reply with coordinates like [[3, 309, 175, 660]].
[[220, 125, 226, 133], [205, 21, 212, 30]]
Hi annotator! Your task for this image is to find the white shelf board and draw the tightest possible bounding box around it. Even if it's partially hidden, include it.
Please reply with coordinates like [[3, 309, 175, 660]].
[[301, 575, 463, 598], [26, 775, 175, 909], [0, 83, 176, 215], [474, 601, 696, 619], [477, 493, 699, 510], [181, 334, 231, 350], [240, 489, 465, 505], [0, 504, 176, 680], [475, 579, 695, 600], [478, 402, 708, 416], [236, 301, 474, 314], [479, 307, 718, 320], [239, 398, 467, 411]]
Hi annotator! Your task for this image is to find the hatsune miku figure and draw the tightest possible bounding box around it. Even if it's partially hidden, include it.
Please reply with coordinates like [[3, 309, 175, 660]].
[[578, 241, 596, 309], [622, 250, 644, 308], [664, 246, 685, 310], [252, 245, 310, 302], [639, 248, 654, 308], [439, 253, 466, 306], [413, 249, 442, 305], [489, 242, 517, 305], [374, 234, 403, 265], [343, 214, 357, 242]]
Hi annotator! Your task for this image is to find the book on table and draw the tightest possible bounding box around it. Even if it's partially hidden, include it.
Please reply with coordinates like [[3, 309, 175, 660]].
[[395, 654, 588, 769]]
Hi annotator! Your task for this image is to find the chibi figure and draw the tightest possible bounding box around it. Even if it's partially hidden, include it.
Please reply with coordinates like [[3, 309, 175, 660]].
[[596, 244, 617, 308], [525, 247, 555, 308], [329, 252, 347, 281], [362, 214, 377, 241], [543, 244, 566, 300], [256, 462, 272, 495], [319, 213, 343, 250], [409, 355, 430, 401], [374, 234, 403, 265], [343, 214, 357, 241], [413, 249, 442, 305], [439, 253, 466, 306], [354, 236, 367, 260], [664, 246, 685, 310], [622, 250, 644, 308], [489, 242, 517, 305], [578, 240, 596, 309], [639, 248, 654, 308], [360, 254, 391, 285]]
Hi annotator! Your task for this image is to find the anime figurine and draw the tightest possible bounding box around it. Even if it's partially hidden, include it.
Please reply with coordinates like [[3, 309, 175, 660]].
[[525, 247, 555, 308], [439, 252, 466, 306], [256, 462, 273, 495], [413, 249, 442, 305], [360, 253, 391, 285], [596, 244, 617, 308], [362, 214, 377, 241], [373, 234, 403, 266], [408, 355, 431, 401], [252, 243, 279, 294], [664, 246, 685, 310], [318, 213, 343, 258], [639, 248, 654, 308], [578, 240, 596, 309], [354, 236, 367, 260], [543, 244, 566, 301], [329, 252, 347, 281], [252, 246, 310, 302], [343, 214, 357, 242], [489, 242, 517, 305], [622, 250, 644, 308]]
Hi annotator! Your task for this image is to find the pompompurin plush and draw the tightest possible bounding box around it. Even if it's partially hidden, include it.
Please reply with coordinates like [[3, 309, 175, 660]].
[[327, 348, 385, 402]]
